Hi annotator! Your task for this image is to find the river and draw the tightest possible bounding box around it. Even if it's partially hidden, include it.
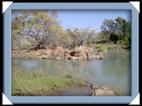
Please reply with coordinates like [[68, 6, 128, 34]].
[[12, 49, 131, 96]]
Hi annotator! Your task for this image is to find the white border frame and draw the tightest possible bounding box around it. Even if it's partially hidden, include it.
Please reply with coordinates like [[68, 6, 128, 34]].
[[3, 2, 140, 104]]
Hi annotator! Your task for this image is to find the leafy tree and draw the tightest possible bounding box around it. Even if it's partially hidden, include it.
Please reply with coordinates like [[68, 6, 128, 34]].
[[12, 10, 65, 50], [100, 17, 131, 45], [65, 27, 97, 48]]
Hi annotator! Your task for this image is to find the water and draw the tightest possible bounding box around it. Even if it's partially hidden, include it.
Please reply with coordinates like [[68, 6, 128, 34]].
[[12, 49, 131, 96]]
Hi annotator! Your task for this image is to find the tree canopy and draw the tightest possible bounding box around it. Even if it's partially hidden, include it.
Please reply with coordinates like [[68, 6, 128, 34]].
[[12, 10, 131, 50], [100, 17, 131, 45], [12, 10, 65, 50]]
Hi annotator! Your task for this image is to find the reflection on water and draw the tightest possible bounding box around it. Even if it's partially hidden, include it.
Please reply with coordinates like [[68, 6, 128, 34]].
[[12, 49, 131, 95]]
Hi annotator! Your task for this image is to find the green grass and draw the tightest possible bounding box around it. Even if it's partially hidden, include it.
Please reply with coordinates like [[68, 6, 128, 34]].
[[12, 70, 87, 96], [95, 44, 108, 53], [113, 87, 129, 96], [95, 43, 129, 53]]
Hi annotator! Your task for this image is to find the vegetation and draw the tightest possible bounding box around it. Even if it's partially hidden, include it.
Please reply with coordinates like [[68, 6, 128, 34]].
[[97, 17, 131, 47], [12, 10, 131, 96], [12, 10, 65, 50], [113, 87, 129, 96], [12, 10, 131, 51], [12, 70, 87, 96]]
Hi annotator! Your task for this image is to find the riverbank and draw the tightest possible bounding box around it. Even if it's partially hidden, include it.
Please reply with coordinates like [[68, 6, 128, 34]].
[[12, 70, 87, 96], [12, 46, 104, 60], [12, 44, 129, 60], [94, 43, 130, 52], [12, 44, 130, 96], [12, 69, 116, 96]]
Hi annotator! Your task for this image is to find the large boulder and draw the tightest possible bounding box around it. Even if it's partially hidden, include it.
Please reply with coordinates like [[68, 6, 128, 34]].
[[71, 56, 78, 60], [94, 86, 115, 96], [53, 47, 65, 59], [64, 50, 71, 59], [78, 53, 87, 60], [72, 46, 94, 60], [13, 45, 105, 60], [33, 49, 52, 59]]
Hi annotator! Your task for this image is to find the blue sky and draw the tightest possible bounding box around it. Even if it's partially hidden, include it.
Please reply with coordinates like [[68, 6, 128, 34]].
[[57, 10, 131, 32]]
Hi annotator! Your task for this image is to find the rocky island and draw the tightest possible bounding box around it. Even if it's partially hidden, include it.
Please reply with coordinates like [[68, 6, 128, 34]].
[[13, 46, 104, 60]]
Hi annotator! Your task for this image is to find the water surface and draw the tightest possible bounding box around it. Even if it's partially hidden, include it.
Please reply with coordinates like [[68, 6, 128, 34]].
[[12, 49, 131, 95]]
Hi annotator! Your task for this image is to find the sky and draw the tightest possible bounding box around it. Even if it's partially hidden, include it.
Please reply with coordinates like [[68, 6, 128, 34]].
[[57, 10, 131, 32]]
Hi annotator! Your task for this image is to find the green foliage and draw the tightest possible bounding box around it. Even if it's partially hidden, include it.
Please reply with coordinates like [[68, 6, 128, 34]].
[[95, 44, 108, 53], [12, 11, 130, 50], [12, 10, 65, 50], [65, 28, 97, 48], [96, 32, 110, 43], [100, 17, 131, 46], [12, 70, 87, 96], [113, 87, 129, 96], [20, 36, 37, 49]]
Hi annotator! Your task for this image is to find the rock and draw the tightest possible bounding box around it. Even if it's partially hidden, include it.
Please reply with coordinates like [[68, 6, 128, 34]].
[[101, 86, 110, 90], [91, 54, 104, 60], [89, 90, 95, 96], [42, 57, 46, 59], [90, 84, 95, 89], [94, 86, 115, 96], [53, 47, 65, 59], [64, 50, 71, 59], [70, 50, 76, 56], [73, 46, 94, 60], [56, 56, 62, 60], [104, 91, 115, 96], [78, 54, 87, 60], [12, 46, 105, 60], [46, 49, 52, 56], [71, 56, 78, 60], [95, 89, 105, 96]]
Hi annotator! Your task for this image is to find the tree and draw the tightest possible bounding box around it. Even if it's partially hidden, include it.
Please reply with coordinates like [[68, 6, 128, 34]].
[[12, 10, 65, 50], [65, 27, 97, 48], [100, 17, 131, 45]]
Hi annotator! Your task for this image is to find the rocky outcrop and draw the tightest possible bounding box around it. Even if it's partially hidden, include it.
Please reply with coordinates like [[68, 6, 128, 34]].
[[12, 49, 52, 59], [53, 47, 65, 60], [13, 46, 104, 60], [73, 46, 93, 60], [53, 46, 104, 60], [89, 84, 115, 96]]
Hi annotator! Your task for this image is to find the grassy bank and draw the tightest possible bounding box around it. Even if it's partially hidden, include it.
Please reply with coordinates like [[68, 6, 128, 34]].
[[113, 87, 130, 96], [94, 43, 130, 53], [12, 70, 87, 96], [12, 69, 128, 96]]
